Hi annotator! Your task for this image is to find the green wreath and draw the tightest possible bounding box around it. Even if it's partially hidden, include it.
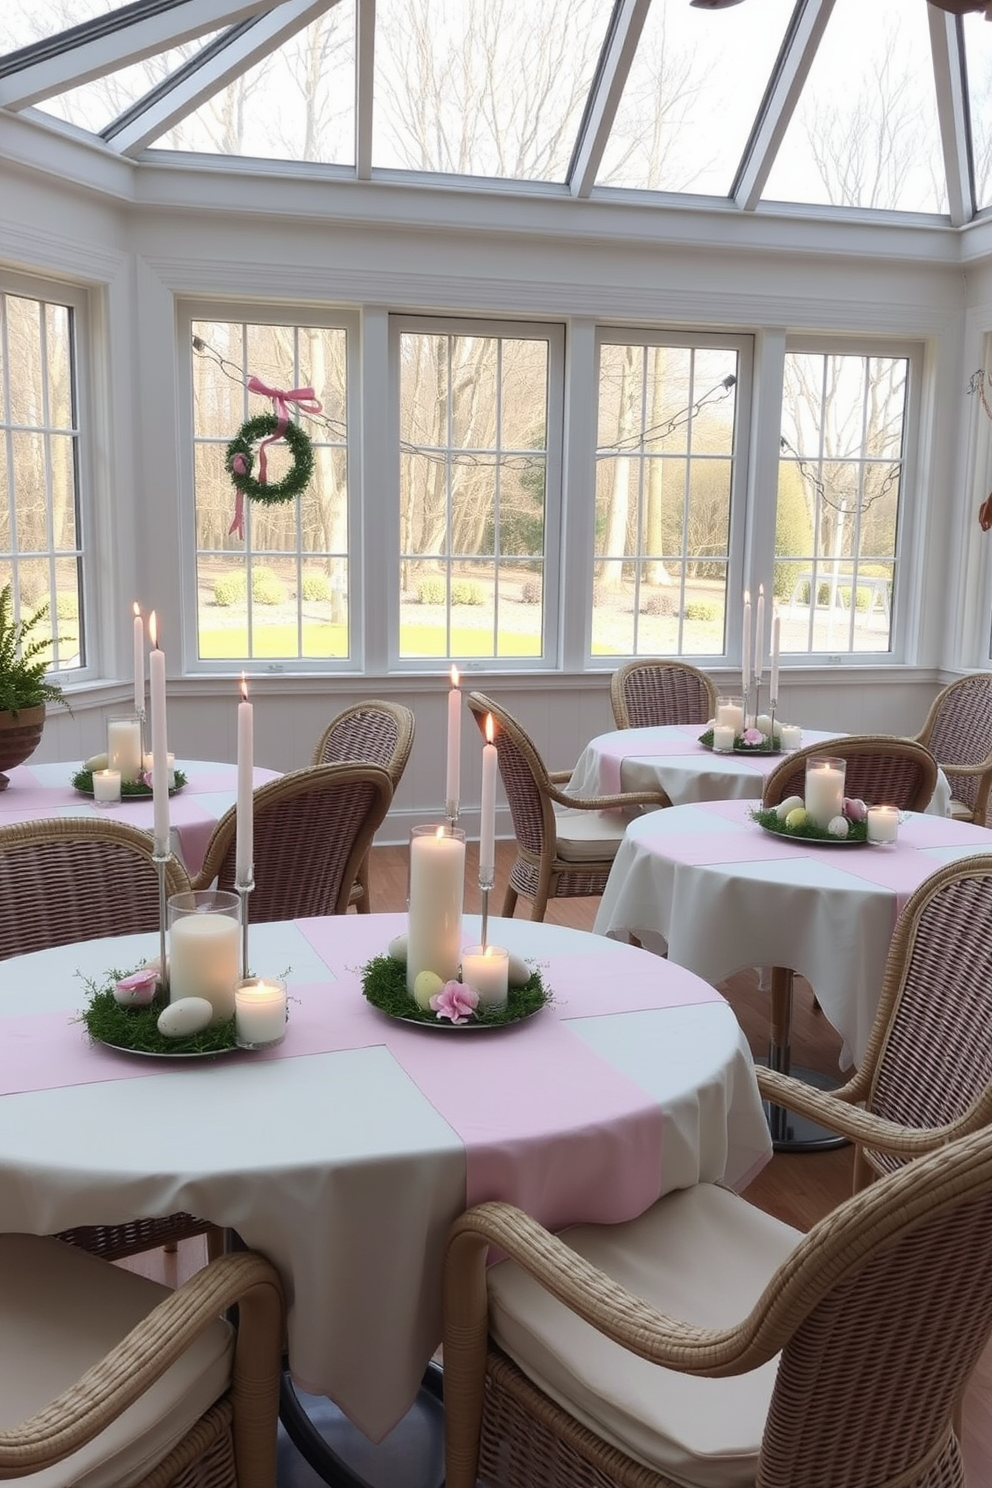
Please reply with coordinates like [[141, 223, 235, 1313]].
[[225, 413, 314, 506]]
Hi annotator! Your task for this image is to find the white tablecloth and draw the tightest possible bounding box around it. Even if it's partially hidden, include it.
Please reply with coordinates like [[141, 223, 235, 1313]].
[[0, 912, 771, 1442], [0, 759, 280, 875], [594, 800, 992, 1068], [567, 725, 952, 817]]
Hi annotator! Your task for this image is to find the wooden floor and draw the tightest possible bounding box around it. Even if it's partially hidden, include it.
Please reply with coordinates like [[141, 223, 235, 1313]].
[[127, 838, 992, 1483]]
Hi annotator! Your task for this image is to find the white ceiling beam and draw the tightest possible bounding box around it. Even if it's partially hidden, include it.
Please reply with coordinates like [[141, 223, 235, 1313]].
[[105, 0, 338, 156], [568, 0, 651, 199], [928, 6, 973, 226], [732, 0, 835, 213], [0, 0, 280, 110], [355, 0, 375, 180]]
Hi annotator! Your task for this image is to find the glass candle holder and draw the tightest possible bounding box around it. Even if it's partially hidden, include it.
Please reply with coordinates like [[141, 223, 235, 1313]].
[[92, 768, 121, 805], [780, 725, 803, 752], [712, 724, 735, 753], [461, 944, 509, 1010], [143, 750, 176, 789], [107, 712, 143, 785], [167, 889, 241, 1023], [235, 977, 287, 1049], [715, 696, 744, 734], [867, 805, 900, 846], [406, 825, 466, 993], [805, 756, 847, 828]]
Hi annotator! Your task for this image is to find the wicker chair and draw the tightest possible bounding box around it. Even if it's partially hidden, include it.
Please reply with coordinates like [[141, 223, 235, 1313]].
[[758, 852, 992, 1191], [762, 733, 939, 815], [442, 1124, 992, 1488], [0, 817, 216, 1262], [913, 672, 992, 823], [310, 700, 415, 912], [0, 1239, 283, 1488], [610, 660, 718, 731], [467, 692, 668, 922], [193, 762, 393, 921]]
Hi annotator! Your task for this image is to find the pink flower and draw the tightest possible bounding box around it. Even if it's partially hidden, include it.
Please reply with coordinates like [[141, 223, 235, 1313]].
[[114, 968, 159, 1006], [843, 797, 868, 822], [429, 980, 479, 1024], [742, 727, 764, 746]]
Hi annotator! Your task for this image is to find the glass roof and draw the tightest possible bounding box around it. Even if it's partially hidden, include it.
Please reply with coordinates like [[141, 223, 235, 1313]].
[[0, 0, 990, 224]]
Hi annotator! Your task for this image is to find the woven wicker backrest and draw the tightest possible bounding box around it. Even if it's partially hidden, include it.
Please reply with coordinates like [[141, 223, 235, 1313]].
[[610, 661, 717, 731], [467, 693, 553, 860], [194, 763, 393, 922], [758, 1129, 992, 1487], [861, 856, 992, 1163], [762, 735, 938, 812], [310, 700, 415, 789], [0, 818, 191, 961], [918, 673, 992, 813]]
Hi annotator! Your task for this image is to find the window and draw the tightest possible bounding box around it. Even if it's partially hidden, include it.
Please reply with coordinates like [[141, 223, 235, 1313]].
[[592, 333, 746, 660], [0, 276, 83, 674], [394, 317, 562, 665], [187, 312, 353, 668], [776, 347, 911, 656]]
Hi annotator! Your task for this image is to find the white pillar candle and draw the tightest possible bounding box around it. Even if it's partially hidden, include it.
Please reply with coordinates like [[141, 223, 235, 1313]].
[[780, 725, 803, 751], [446, 665, 461, 820], [461, 944, 509, 1010], [143, 751, 175, 789], [147, 612, 170, 857], [805, 757, 847, 828], [741, 591, 751, 698], [236, 675, 254, 886], [712, 724, 735, 753], [169, 907, 240, 1022], [715, 698, 744, 733], [406, 825, 466, 991], [133, 603, 144, 716], [754, 584, 765, 685], [107, 716, 143, 785], [235, 977, 287, 1047], [769, 609, 780, 703], [92, 768, 121, 805], [867, 805, 900, 845], [479, 714, 497, 886]]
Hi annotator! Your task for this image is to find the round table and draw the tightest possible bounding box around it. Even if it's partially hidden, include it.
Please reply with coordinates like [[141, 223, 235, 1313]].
[[594, 798, 992, 1070], [0, 912, 771, 1445], [0, 758, 280, 876], [567, 724, 952, 816]]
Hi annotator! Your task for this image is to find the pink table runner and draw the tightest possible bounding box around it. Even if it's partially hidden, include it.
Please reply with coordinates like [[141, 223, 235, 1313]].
[[595, 725, 708, 795]]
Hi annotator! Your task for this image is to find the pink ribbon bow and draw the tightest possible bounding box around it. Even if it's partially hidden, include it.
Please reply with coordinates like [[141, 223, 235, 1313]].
[[228, 376, 323, 539]]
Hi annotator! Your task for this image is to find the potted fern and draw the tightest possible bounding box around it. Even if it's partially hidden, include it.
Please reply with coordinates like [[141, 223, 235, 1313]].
[[0, 582, 68, 790]]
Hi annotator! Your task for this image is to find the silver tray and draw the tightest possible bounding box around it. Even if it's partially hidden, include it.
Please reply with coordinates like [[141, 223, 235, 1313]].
[[757, 823, 867, 847], [375, 1004, 544, 1032], [94, 1036, 242, 1059]]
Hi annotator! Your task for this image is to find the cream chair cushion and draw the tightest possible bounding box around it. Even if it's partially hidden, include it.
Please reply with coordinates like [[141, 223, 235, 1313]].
[[554, 806, 628, 863], [0, 1232, 234, 1488], [487, 1184, 801, 1488]]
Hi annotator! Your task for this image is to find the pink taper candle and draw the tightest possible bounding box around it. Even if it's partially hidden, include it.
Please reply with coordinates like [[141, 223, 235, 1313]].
[[754, 585, 765, 685], [446, 664, 461, 819], [741, 591, 751, 698], [133, 603, 144, 715], [236, 674, 254, 886], [770, 609, 781, 703], [479, 713, 497, 885], [147, 612, 170, 857]]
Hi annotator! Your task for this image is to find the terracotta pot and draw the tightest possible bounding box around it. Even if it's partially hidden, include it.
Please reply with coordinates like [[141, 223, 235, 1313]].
[[0, 704, 46, 790]]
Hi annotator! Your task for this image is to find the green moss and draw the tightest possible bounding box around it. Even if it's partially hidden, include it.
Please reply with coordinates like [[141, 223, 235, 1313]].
[[698, 729, 780, 755], [72, 767, 188, 797], [79, 977, 237, 1055], [361, 953, 551, 1027], [750, 806, 869, 844]]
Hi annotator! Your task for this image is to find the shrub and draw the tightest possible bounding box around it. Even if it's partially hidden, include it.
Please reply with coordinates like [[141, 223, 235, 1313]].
[[640, 592, 675, 617], [213, 572, 248, 607], [302, 570, 331, 602], [451, 580, 484, 606], [417, 577, 447, 605], [252, 571, 286, 605], [684, 600, 718, 622], [55, 593, 78, 621], [520, 579, 543, 605]]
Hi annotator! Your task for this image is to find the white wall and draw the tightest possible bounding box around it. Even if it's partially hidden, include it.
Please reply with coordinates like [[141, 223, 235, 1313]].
[[0, 117, 980, 841]]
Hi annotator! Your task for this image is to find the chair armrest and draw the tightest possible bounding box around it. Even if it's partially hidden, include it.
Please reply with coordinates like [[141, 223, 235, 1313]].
[[757, 1068, 963, 1155], [548, 769, 575, 784], [545, 782, 671, 812], [0, 1250, 284, 1475]]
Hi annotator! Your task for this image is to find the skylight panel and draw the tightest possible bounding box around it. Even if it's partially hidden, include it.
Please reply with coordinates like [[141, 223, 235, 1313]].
[[33, 34, 222, 134], [0, 1, 128, 53], [762, 0, 948, 215], [963, 11, 992, 211], [371, 0, 608, 182], [147, 2, 354, 164], [596, 0, 795, 196]]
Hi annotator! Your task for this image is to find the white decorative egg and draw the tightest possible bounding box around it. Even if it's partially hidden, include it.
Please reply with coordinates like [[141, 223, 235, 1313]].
[[827, 815, 850, 839], [776, 795, 804, 821], [507, 952, 531, 987], [157, 997, 214, 1038], [84, 751, 109, 772], [387, 934, 408, 963]]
